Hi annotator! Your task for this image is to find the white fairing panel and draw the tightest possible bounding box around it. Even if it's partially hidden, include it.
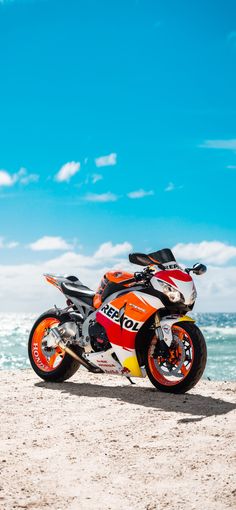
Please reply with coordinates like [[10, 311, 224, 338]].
[[133, 291, 164, 311], [151, 276, 196, 305], [85, 348, 125, 375], [171, 278, 196, 305]]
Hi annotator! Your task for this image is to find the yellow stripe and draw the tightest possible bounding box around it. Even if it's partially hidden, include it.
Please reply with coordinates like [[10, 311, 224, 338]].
[[177, 315, 195, 322], [123, 355, 143, 377]]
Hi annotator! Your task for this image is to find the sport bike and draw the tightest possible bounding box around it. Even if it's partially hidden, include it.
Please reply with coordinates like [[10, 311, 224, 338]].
[[28, 248, 207, 393]]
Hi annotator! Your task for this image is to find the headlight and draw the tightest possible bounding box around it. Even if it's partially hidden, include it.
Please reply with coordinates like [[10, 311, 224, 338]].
[[157, 280, 184, 303]]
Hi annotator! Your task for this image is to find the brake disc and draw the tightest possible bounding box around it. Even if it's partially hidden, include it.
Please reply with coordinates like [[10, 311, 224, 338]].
[[155, 337, 185, 376]]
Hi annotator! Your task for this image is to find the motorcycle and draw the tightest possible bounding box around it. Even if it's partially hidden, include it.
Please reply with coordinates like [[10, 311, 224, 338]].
[[28, 248, 207, 393]]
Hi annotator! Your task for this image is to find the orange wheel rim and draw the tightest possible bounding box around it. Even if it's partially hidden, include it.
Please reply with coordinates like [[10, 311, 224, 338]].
[[31, 318, 65, 372], [148, 325, 194, 386]]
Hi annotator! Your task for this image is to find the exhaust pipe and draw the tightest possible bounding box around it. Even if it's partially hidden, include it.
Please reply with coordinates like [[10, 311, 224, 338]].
[[46, 324, 102, 373], [57, 341, 102, 373], [58, 341, 87, 366]]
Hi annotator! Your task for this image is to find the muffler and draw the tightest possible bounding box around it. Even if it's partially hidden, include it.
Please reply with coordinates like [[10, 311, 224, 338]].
[[45, 324, 102, 373]]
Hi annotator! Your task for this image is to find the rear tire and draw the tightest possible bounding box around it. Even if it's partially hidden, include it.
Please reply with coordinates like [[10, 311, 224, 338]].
[[28, 309, 82, 382], [145, 322, 207, 393]]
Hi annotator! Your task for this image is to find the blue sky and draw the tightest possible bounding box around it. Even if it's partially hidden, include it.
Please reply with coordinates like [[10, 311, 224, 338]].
[[0, 0, 236, 310]]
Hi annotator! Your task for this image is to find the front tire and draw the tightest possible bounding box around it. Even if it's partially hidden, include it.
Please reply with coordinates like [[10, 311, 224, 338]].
[[28, 309, 82, 382], [145, 322, 207, 393]]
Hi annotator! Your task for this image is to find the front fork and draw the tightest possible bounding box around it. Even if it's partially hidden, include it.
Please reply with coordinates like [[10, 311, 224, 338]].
[[150, 313, 171, 357], [155, 312, 175, 348], [154, 312, 195, 348], [154, 313, 164, 341]]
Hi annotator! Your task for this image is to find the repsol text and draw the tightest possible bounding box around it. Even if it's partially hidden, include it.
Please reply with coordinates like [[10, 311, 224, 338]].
[[100, 304, 142, 332]]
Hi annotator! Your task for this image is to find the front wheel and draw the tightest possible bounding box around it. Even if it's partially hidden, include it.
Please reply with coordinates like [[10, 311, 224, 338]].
[[28, 309, 82, 382], [145, 322, 207, 393]]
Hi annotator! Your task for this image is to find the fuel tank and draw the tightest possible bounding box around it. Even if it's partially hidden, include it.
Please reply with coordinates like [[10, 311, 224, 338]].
[[93, 271, 134, 308]]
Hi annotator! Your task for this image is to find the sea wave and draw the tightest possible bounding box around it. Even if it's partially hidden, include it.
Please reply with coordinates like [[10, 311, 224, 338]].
[[0, 313, 235, 380], [201, 326, 236, 336]]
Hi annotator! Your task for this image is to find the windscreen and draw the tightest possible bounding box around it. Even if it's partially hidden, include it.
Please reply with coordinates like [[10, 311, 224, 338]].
[[129, 248, 176, 266], [148, 248, 176, 264]]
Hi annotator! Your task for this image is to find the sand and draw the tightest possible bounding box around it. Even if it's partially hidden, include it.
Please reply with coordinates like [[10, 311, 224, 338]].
[[0, 369, 235, 510]]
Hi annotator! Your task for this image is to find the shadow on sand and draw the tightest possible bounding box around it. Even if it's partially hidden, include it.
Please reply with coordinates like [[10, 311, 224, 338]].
[[35, 379, 236, 423]]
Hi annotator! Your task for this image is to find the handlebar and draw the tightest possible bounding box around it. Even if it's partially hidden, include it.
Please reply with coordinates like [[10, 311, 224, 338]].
[[120, 267, 155, 287], [134, 266, 156, 283], [124, 262, 207, 287]]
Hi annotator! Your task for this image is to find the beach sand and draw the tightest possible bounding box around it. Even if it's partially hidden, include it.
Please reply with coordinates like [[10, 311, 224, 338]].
[[0, 369, 235, 510]]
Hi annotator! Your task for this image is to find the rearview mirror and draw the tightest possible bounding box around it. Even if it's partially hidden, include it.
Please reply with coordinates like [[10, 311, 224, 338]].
[[192, 263, 207, 275], [186, 263, 207, 275]]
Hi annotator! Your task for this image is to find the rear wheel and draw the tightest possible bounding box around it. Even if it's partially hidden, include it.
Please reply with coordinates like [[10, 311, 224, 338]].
[[28, 310, 82, 382], [145, 322, 207, 393]]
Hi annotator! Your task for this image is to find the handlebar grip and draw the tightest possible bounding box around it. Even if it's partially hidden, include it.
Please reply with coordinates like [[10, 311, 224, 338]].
[[134, 272, 145, 282], [123, 271, 153, 285]]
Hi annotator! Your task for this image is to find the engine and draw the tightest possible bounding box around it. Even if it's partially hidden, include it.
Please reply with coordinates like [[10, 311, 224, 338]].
[[88, 321, 111, 352]]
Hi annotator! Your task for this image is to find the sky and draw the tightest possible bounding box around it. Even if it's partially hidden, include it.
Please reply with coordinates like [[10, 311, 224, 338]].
[[0, 0, 236, 311]]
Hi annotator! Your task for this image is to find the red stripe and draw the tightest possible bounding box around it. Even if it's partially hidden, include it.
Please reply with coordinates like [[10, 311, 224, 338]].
[[96, 312, 138, 350], [154, 269, 192, 287]]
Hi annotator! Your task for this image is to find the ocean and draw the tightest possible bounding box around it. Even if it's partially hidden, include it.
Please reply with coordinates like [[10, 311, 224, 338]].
[[0, 313, 235, 381]]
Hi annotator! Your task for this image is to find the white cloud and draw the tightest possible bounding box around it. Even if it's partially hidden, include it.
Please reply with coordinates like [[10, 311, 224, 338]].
[[55, 161, 80, 182], [17, 168, 39, 185], [46, 242, 133, 270], [165, 182, 174, 192], [0, 241, 135, 312], [94, 241, 132, 259], [0, 245, 236, 312], [189, 264, 236, 312], [29, 236, 73, 252], [6, 241, 19, 249], [84, 192, 118, 202], [92, 174, 103, 184], [165, 182, 183, 192], [0, 168, 39, 187], [0, 170, 14, 186], [0, 238, 19, 249], [200, 139, 236, 150], [127, 189, 154, 199], [173, 241, 236, 265], [95, 153, 117, 167]]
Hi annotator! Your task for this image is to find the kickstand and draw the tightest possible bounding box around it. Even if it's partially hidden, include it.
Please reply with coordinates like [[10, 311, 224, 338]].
[[127, 377, 135, 385]]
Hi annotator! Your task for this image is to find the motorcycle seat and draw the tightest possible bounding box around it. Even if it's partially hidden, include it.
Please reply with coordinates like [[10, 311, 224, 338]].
[[61, 282, 95, 306]]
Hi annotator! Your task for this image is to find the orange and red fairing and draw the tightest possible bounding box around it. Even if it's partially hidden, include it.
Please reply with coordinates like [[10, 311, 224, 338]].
[[96, 290, 161, 350]]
